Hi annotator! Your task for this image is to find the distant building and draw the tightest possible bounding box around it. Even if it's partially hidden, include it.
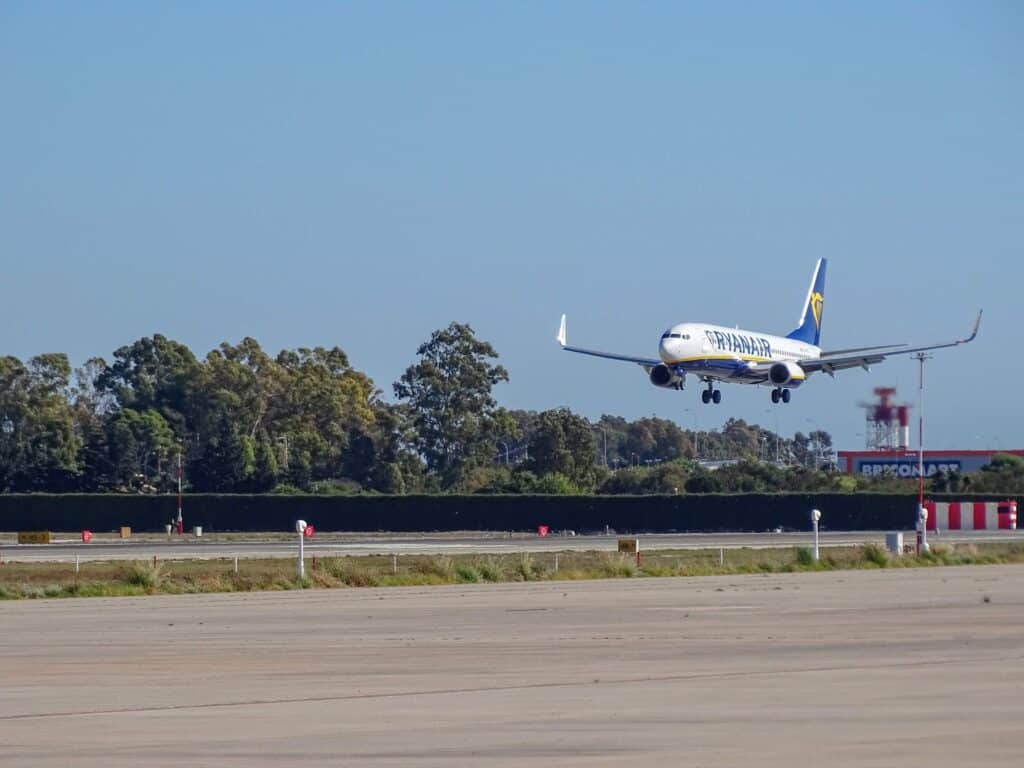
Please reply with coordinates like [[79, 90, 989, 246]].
[[837, 449, 1024, 478]]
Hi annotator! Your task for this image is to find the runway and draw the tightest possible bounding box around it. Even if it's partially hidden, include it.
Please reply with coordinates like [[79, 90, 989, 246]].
[[3, 529, 1023, 563], [2, 565, 1024, 766]]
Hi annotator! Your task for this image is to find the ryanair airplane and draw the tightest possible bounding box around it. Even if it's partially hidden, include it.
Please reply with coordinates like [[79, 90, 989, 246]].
[[557, 259, 981, 405]]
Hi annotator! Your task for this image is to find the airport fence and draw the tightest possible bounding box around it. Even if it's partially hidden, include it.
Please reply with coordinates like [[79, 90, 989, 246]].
[[0, 492, 1013, 533]]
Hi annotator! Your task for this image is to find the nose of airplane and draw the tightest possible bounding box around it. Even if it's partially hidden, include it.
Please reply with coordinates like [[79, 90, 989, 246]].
[[659, 335, 676, 362]]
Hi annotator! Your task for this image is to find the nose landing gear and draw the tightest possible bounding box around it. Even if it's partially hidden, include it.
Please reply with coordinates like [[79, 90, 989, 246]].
[[771, 388, 791, 404]]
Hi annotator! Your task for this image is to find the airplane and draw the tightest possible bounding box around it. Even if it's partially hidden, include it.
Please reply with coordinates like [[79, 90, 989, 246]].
[[556, 258, 982, 405]]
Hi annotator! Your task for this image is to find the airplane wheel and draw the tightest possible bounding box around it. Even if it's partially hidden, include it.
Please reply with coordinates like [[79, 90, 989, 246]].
[[701, 390, 711, 404], [771, 389, 780, 404], [712, 390, 722, 404], [782, 389, 791, 404]]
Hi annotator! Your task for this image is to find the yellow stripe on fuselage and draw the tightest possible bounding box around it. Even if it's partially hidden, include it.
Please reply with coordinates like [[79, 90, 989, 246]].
[[663, 354, 773, 364]]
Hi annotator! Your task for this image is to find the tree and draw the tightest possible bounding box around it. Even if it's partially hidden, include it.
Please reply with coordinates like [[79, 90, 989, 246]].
[[533, 472, 582, 495], [104, 408, 177, 489], [70, 358, 115, 490], [623, 417, 690, 464], [0, 354, 81, 491], [527, 409, 599, 490], [598, 460, 692, 494], [251, 433, 281, 492], [189, 411, 251, 491], [340, 402, 421, 493], [96, 334, 205, 437], [394, 323, 511, 489], [272, 345, 379, 485], [970, 454, 1024, 494], [684, 472, 722, 493]]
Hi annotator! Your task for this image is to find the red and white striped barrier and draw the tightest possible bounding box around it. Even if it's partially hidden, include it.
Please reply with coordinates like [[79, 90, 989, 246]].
[[923, 501, 1017, 531]]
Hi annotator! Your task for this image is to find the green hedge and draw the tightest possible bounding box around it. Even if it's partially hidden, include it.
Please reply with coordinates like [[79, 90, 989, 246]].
[[0, 492, 1014, 533]]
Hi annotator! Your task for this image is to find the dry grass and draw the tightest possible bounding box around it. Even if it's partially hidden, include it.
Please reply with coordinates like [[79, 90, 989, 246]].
[[2, 542, 1024, 600]]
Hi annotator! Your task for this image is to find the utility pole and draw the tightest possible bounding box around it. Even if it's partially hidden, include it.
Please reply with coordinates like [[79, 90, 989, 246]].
[[913, 352, 932, 512]]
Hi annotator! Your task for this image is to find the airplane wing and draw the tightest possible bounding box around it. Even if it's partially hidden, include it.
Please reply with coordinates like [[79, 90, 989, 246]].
[[818, 343, 908, 356], [556, 315, 661, 369], [799, 311, 982, 376]]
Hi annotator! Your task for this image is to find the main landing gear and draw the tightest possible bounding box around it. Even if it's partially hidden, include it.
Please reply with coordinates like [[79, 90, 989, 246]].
[[701, 382, 722, 405], [771, 388, 792, 404]]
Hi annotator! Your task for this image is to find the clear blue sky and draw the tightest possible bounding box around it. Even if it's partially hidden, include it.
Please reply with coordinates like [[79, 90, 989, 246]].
[[2, 2, 1021, 451]]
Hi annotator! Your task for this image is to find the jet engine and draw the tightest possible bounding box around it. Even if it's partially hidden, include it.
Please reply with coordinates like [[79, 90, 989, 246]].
[[769, 361, 805, 387], [649, 364, 685, 390]]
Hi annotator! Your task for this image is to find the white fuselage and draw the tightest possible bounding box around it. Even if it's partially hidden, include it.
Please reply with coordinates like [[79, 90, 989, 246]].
[[658, 322, 820, 385]]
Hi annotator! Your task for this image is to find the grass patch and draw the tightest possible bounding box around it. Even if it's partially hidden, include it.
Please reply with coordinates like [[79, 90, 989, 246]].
[[861, 543, 889, 568], [325, 557, 381, 587], [455, 563, 481, 583], [3, 541, 1024, 600], [122, 561, 165, 591], [795, 546, 815, 566], [511, 552, 546, 581], [475, 557, 505, 582], [412, 555, 456, 581], [597, 553, 638, 578]]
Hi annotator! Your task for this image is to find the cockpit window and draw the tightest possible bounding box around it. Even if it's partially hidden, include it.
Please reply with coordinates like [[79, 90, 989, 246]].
[[662, 332, 686, 340]]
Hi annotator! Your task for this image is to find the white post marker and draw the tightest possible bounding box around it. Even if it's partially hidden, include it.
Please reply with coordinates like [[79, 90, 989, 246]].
[[919, 506, 930, 554], [296, 519, 307, 579], [811, 509, 822, 561]]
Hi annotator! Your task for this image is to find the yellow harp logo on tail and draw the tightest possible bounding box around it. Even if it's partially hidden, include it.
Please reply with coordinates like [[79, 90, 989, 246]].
[[810, 291, 824, 330]]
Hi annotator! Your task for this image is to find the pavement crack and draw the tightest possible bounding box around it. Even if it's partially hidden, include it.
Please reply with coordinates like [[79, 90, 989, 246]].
[[2, 654, 1017, 723]]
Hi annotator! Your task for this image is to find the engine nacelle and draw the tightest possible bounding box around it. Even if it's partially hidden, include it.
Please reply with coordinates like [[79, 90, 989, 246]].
[[649, 364, 685, 390], [769, 361, 806, 387]]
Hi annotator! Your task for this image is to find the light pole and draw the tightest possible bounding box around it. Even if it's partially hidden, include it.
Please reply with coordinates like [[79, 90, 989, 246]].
[[593, 427, 608, 467], [683, 408, 699, 459], [276, 435, 290, 470], [176, 448, 184, 535], [804, 418, 817, 469], [764, 409, 780, 465]]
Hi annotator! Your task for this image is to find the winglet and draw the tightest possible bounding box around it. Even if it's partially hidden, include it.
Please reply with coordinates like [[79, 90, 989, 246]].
[[964, 310, 983, 344], [556, 314, 567, 347]]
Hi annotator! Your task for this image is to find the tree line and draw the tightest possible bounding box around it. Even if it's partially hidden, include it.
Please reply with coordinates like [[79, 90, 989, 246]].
[[2, 323, 1018, 495]]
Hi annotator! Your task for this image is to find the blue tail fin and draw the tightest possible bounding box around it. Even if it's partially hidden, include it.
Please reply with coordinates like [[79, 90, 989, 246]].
[[786, 259, 827, 346]]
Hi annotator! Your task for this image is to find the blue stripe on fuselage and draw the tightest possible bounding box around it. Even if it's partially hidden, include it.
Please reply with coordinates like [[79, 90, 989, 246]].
[[679, 357, 760, 379]]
